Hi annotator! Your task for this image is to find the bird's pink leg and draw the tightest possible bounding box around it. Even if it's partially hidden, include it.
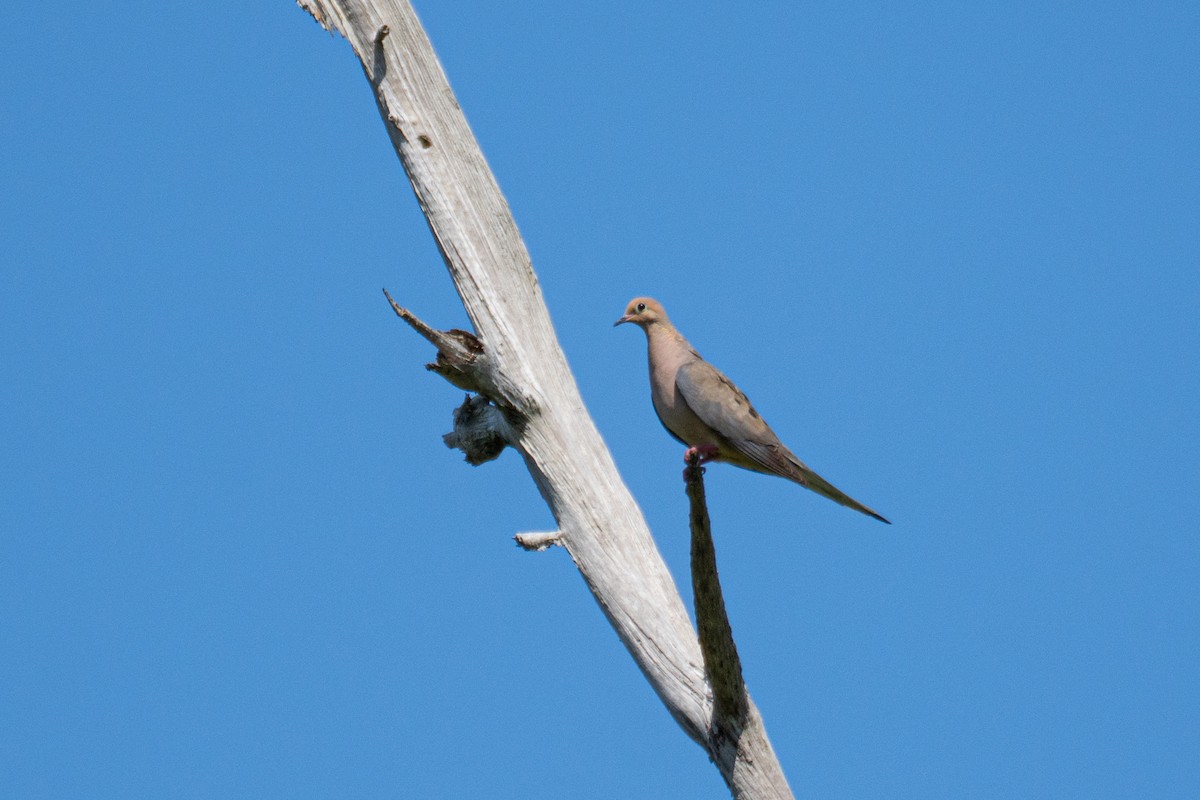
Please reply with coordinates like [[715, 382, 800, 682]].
[[684, 444, 720, 465], [682, 444, 719, 482]]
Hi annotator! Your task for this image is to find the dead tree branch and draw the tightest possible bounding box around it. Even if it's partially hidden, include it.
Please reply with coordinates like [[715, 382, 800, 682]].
[[686, 455, 749, 730], [298, 2, 793, 796]]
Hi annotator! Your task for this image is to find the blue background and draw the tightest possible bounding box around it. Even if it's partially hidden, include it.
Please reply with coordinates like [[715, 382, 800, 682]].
[[2, 2, 1197, 797]]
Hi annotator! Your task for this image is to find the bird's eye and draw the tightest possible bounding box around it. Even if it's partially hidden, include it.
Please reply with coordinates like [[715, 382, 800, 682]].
[[635, 302, 646, 313]]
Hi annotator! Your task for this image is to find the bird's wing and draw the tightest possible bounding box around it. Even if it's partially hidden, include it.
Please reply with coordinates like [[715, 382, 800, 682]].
[[674, 357, 798, 477], [676, 354, 892, 524]]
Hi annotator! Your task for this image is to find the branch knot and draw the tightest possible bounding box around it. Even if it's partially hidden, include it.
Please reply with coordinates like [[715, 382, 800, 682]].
[[443, 394, 510, 465]]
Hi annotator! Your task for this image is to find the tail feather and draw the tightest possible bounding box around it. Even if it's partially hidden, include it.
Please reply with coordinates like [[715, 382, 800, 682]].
[[795, 464, 891, 524]]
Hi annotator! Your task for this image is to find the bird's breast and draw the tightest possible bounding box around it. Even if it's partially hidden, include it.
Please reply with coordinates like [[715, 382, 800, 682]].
[[646, 329, 722, 446], [651, 381, 717, 446]]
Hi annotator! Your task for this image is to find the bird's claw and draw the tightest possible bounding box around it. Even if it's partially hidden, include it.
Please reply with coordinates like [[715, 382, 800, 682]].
[[684, 445, 720, 465]]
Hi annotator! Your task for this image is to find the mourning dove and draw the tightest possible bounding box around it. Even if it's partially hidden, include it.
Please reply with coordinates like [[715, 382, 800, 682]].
[[615, 297, 890, 524]]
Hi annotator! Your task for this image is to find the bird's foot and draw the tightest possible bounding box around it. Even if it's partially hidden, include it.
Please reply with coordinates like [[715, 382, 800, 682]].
[[682, 445, 718, 482], [683, 444, 719, 465]]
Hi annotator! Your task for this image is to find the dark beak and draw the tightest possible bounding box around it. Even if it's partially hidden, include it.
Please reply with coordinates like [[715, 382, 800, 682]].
[[613, 315, 632, 327]]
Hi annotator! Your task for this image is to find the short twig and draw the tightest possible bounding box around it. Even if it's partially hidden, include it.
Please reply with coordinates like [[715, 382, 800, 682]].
[[514, 531, 563, 551]]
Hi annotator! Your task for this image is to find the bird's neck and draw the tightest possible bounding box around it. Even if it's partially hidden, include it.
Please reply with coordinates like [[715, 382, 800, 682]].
[[645, 323, 695, 371]]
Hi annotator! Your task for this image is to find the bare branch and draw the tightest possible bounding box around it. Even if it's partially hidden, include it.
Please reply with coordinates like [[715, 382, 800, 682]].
[[686, 455, 749, 726]]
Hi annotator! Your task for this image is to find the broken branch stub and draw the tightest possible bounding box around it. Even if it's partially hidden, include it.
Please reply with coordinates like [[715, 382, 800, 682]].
[[382, 288, 532, 415], [383, 288, 485, 393], [382, 289, 515, 464]]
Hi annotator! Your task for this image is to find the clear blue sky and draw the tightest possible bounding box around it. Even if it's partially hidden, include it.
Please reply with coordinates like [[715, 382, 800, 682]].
[[2, 2, 1197, 798]]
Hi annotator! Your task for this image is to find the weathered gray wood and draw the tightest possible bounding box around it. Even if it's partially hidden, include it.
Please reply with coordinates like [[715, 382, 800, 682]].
[[298, 2, 793, 796]]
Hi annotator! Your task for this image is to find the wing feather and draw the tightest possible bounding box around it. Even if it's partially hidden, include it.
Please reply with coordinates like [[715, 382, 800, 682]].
[[675, 359, 797, 477], [674, 355, 891, 523]]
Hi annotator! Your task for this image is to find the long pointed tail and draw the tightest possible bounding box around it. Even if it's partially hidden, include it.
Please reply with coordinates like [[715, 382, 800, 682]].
[[796, 464, 891, 524]]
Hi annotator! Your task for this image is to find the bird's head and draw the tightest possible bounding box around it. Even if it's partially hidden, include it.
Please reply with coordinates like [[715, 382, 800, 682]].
[[614, 297, 668, 329]]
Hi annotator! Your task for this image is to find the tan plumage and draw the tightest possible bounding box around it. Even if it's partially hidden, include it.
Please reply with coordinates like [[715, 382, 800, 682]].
[[615, 296, 890, 524]]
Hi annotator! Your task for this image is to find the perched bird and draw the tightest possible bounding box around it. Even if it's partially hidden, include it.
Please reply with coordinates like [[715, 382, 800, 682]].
[[615, 297, 890, 524]]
